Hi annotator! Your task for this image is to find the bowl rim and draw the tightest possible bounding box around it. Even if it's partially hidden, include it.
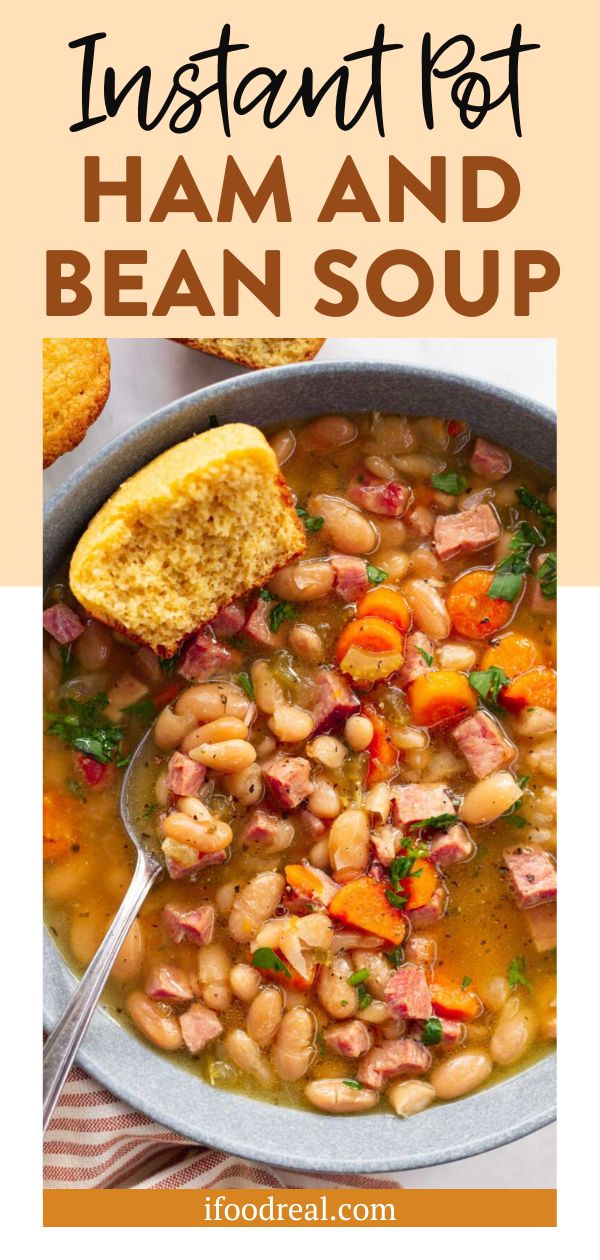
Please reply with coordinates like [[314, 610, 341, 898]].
[[44, 359, 556, 1173]]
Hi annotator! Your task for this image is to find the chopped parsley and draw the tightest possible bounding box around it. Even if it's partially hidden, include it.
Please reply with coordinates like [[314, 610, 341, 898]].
[[342, 1079, 364, 1090], [159, 652, 181, 675], [269, 601, 297, 633], [431, 471, 468, 496], [408, 814, 457, 833], [296, 505, 324, 533], [238, 671, 254, 700], [488, 521, 544, 603], [45, 693, 126, 765], [389, 850, 426, 889], [258, 588, 274, 601], [501, 775, 529, 828], [385, 888, 408, 909], [348, 968, 370, 987], [384, 945, 404, 968], [366, 563, 388, 585], [537, 552, 557, 600], [461, 976, 473, 990], [251, 948, 291, 978], [122, 696, 155, 724], [356, 985, 373, 1010], [421, 1017, 443, 1046], [516, 486, 556, 535], [416, 646, 434, 667], [468, 666, 510, 707], [507, 955, 532, 991]]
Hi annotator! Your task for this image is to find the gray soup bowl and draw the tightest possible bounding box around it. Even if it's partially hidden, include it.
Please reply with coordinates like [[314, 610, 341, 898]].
[[44, 361, 556, 1173]]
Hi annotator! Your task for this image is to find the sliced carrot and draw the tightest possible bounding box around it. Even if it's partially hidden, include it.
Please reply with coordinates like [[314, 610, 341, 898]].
[[357, 588, 412, 632], [329, 876, 407, 946], [446, 570, 513, 640], [363, 705, 399, 786], [335, 616, 404, 662], [403, 857, 439, 911], [480, 632, 541, 679], [408, 669, 477, 728], [284, 864, 329, 902], [501, 666, 557, 713], [430, 983, 483, 1022], [43, 787, 80, 861]]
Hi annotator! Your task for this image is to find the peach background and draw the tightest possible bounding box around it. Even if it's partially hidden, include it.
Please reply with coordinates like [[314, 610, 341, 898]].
[[4, 0, 599, 578]]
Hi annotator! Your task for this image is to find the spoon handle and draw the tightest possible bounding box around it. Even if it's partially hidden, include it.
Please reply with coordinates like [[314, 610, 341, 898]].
[[43, 851, 161, 1133]]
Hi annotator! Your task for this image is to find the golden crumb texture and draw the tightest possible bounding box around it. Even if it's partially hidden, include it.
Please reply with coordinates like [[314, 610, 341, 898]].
[[43, 339, 111, 468], [174, 338, 325, 368], [69, 424, 306, 656]]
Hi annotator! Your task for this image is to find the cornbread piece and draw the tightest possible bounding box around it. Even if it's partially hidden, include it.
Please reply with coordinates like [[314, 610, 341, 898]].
[[69, 424, 305, 657], [174, 338, 325, 368], [43, 338, 111, 468]]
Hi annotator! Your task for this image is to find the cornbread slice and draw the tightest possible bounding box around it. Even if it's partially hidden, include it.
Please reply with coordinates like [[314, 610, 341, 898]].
[[69, 424, 306, 656], [43, 338, 111, 468], [174, 338, 325, 368]]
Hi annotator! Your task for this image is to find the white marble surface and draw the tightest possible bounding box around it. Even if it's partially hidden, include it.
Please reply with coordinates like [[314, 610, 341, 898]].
[[43, 337, 556, 1187]]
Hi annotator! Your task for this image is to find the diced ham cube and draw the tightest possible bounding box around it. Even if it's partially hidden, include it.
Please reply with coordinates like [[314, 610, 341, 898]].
[[410, 1017, 465, 1045], [180, 1003, 223, 1055], [391, 783, 456, 827], [166, 751, 206, 796], [76, 754, 115, 790], [145, 963, 194, 1005], [399, 632, 434, 688], [408, 886, 448, 927], [453, 711, 514, 779], [263, 756, 313, 810], [163, 845, 228, 882], [312, 669, 360, 734], [324, 1020, 372, 1058], [348, 468, 412, 518], [331, 555, 369, 603], [406, 506, 435, 538], [243, 596, 286, 648], [384, 965, 432, 1020], [207, 601, 245, 638], [357, 1037, 431, 1088], [404, 936, 437, 968], [161, 903, 215, 947], [241, 809, 281, 845], [299, 809, 326, 837], [469, 437, 511, 481], [433, 503, 500, 563], [43, 602, 85, 644], [429, 823, 473, 866], [178, 633, 240, 681], [371, 824, 400, 867], [504, 845, 557, 908], [524, 901, 557, 953]]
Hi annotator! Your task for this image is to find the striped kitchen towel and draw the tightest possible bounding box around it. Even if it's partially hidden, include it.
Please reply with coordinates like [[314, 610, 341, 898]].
[[43, 1064, 402, 1189]]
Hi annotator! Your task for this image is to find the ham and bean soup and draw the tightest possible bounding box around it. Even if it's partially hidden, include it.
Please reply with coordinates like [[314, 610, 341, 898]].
[[43, 412, 557, 1117]]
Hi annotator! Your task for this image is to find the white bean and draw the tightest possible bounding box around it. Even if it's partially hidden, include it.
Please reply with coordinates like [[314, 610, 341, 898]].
[[308, 494, 378, 555], [250, 661, 284, 715], [126, 991, 183, 1051], [189, 739, 256, 774], [288, 624, 324, 662], [328, 807, 370, 873], [224, 1029, 274, 1086], [437, 643, 477, 671], [268, 560, 334, 603], [388, 1080, 436, 1117], [269, 704, 314, 743], [154, 707, 196, 750], [175, 683, 249, 723], [403, 579, 450, 640], [229, 872, 286, 943], [305, 1079, 378, 1113], [309, 780, 341, 820], [197, 943, 232, 1012], [247, 987, 285, 1047], [214, 881, 237, 916], [162, 810, 232, 853], [300, 414, 358, 452], [344, 714, 374, 751], [480, 975, 510, 1013], [514, 707, 556, 738], [490, 1008, 537, 1066], [318, 956, 358, 1019], [221, 764, 264, 806], [181, 717, 249, 751], [270, 427, 296, 466], [431, 1051, 492, 1100], [460, 771, 522, 826], [307, 735, 347, 769], [363, 782, 391, 821], [271, 1008, 316, 1081], [230, 963, 261, 1003]]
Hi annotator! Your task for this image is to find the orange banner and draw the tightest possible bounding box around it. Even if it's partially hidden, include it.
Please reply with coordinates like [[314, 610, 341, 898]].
[[44, 1188, 556, 1228]]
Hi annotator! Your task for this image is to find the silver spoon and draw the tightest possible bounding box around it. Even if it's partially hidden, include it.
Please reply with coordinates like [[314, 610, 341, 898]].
[[43, 728, 163, 1132]]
